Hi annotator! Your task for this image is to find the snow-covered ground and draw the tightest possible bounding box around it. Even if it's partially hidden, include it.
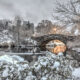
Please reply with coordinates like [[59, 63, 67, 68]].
[[0, 51, 80, 80], [72, 68, 80, 78]]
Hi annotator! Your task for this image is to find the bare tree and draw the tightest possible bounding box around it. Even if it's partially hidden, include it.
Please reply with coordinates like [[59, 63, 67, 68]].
[[53, 0, 80, 25]]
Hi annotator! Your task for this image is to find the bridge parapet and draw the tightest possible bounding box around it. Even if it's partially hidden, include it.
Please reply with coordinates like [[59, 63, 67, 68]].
[[32, 34, 76, 45]]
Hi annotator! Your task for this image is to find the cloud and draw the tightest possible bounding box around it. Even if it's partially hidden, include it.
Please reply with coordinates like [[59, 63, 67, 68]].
[[0, 0, 66, 25]]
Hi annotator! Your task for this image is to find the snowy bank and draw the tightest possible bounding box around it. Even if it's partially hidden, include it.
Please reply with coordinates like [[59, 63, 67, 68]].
[[72, 68, 80, 79], [0, 51, 79, 80]]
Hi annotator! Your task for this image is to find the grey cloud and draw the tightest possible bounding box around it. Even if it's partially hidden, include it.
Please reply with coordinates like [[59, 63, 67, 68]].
[[0, 0, 66, 25]]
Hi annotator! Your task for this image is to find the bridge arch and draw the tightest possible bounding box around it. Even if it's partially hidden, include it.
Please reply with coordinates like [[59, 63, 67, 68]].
[[32, 34, 75, 52], [40, 38, 67, 51]]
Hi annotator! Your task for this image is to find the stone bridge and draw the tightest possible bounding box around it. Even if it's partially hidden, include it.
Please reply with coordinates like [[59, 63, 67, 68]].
[[32, 34, 77, 50]]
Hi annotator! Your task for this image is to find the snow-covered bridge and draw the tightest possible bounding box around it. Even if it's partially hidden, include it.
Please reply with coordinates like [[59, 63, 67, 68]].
[[32, 34, 77, 50]]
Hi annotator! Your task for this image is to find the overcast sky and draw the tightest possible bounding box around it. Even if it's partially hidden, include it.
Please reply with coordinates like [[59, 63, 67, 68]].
[[0, 0, 66, 25]]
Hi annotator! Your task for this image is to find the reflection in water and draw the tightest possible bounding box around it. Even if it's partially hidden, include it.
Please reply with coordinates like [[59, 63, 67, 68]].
[[11, 46, 41, 53], [46, 40, 66, 54], [0, 40, 66, 54], [0, 46, 41, 53]]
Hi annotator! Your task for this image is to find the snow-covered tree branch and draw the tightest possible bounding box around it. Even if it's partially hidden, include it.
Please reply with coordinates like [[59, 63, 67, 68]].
[[53, 0, 80, 25]]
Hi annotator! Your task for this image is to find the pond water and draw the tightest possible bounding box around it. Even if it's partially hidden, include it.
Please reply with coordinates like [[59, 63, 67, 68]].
[[0, 46, 42, 53], [0, 39, 67, 60], [0, 46, 46, 62], [0, 40, 66, 54]]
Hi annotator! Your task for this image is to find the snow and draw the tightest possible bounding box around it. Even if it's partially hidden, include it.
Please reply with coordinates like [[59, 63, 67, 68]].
[[0, 54, 30, 80], [2, 67, 9, 77], [72, 48, 80, 52], [0, 51, 79, 80], [25, 72, 36, 80], [25, 37, 37, 45], [2, 30, 8, 34], [11, 55, 24, 62], [74, 29, 79, 36], [58, 52, 63, 56], [53, 61, 60, 68], [38, 57, 49, 67], [41, 77, 47, 80], [0, 55, 17, 64], [0, 55, 24, 64], [66, 24, 73, 32], [25, 76, 36, 80], [72, 68, 80, 78]]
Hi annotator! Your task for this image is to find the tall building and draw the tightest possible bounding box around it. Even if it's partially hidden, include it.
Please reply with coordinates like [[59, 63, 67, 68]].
[[36, 20, 53, 36], [20, 21, 34, 40]]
